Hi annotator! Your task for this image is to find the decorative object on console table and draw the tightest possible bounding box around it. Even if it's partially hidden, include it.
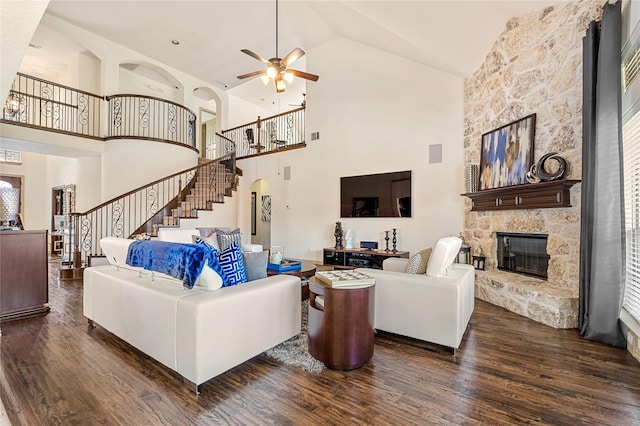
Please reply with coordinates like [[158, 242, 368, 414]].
[[334, 222, 343, 249], [479, 113, 536, 190], [392, 228, 397, 253], [345, 229, 354, 249], [323, 248, 409, 270], [384, 231, 390, 252]]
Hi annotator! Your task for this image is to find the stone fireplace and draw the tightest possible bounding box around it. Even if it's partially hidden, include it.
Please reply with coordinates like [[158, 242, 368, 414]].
[[461, 1, 602, 329]]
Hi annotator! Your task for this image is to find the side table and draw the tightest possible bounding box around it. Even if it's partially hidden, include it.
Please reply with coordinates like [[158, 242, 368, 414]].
[[307, 276, 375, 370], [266, 260, 316, 300]]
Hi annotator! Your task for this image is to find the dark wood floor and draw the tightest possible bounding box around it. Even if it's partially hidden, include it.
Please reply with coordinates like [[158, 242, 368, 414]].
[[1, 260, 639, 425]]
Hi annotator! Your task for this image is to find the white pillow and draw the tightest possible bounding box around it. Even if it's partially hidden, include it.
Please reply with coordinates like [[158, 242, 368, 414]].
[[195, 259, 223, 291], [426, 236, 462, 277]]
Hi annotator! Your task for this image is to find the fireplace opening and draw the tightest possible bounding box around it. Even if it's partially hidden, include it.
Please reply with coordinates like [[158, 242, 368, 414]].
[[496, 232, 549, 280]]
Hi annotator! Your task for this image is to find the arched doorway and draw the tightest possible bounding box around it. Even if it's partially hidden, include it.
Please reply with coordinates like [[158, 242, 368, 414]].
[[250, 179, 270, 249], [199, 108, 217, 159]]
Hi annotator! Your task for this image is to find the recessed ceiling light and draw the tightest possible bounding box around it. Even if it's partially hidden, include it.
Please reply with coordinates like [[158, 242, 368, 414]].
[[171, 40, 180, 45]]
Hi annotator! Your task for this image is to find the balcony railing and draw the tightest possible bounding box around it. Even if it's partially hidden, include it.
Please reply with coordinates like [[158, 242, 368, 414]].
[[222, 107, 306, 159], [2, 73, 102, 138], [1, 74, 197, 150], [106, 94, 196, 148]]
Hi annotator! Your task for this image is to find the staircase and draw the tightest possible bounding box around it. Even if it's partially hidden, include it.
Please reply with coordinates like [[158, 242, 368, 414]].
[[160, 158, 241, 227], [69, 134, 239, 268]]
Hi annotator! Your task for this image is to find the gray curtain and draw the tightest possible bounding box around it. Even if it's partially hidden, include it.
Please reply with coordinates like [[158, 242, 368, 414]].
[[579, 1, 625, 347]]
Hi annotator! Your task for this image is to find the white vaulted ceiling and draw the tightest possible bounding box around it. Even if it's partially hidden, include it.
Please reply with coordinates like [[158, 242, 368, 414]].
[[39, 0, 560, 94]]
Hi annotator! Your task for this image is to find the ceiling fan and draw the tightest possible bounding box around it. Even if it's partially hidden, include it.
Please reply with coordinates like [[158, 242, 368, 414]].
[[237, 0, 319, 93], [289, 93, 306, 107]]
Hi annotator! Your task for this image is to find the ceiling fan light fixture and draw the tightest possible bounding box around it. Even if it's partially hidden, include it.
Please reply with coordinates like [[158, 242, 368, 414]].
[[267, 66, 278, 78], [260, 75, 271, 85], [284, 71, 294, 84], [276, 79, 286, 92]]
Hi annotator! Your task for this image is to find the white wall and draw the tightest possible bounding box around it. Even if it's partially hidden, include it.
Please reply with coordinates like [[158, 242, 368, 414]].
[[0, 0, 49, 100], [226, 93, 277, 129], [237, 38, 465, 261], [100, 139, 197, 201]]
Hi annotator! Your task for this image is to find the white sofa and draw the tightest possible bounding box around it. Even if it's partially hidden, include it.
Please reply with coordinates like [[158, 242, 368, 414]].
[[83, 232, 300, 394], [357, 236, 475, 352]]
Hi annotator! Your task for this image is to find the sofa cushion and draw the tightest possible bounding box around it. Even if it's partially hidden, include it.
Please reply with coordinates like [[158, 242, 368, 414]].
[[243, 251, 268, 281], [215, 228, 242, 251], [404, 248, 432, 274], [426, 237, 462, 277], [218, 243, 248, 287]]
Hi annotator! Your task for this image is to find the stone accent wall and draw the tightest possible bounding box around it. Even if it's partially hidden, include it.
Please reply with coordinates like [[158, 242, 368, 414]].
[[463, 1, 602, 328]]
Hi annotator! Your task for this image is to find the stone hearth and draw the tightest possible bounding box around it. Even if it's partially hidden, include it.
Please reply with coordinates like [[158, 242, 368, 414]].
[[475, 269, 578, 329]]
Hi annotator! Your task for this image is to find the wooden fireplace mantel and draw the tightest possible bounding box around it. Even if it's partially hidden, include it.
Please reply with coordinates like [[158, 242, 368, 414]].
[[462, 179, 581, 211]]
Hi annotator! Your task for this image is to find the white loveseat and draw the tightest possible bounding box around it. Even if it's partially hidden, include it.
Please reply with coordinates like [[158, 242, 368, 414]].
[[357, 236, 475, 352], [83, 232, 300, 394]]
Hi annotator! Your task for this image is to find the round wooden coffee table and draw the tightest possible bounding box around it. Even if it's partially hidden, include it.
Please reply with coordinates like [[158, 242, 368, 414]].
[[267, 261, 316, 300]]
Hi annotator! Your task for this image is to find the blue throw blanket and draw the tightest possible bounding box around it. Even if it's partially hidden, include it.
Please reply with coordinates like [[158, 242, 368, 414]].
[[126, 240, 218, 289]]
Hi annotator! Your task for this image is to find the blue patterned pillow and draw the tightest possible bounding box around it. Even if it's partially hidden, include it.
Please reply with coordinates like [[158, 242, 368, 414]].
[[217, 243, 247, 287]]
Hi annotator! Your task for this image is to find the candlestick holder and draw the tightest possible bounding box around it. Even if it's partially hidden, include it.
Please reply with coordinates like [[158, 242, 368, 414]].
[[392, 228, 397, 253], [384, 231, 390, 252]]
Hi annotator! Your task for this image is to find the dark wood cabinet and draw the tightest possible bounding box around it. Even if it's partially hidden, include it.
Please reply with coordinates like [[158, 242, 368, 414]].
[[0, 230, 50, 321], [323, 248, 409, 270], [462, 180, 580, 211]]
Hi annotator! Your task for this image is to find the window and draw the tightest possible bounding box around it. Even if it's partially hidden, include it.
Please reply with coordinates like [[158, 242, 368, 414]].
[[0, 148, 21, 164], [622, 22, 640, 323]]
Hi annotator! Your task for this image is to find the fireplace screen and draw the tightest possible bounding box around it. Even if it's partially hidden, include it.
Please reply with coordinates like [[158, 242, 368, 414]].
[[496, 232, 549, 279]]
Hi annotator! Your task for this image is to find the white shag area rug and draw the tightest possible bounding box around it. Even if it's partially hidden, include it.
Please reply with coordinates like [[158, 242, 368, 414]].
[[265, 302, 326, 373]]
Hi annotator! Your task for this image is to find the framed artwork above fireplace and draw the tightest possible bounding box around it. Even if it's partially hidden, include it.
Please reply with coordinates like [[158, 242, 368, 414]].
[[479, 114, 536, 190]]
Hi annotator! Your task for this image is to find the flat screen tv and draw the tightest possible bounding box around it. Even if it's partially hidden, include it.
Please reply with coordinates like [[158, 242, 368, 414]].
[[340, 171, 412, 218]]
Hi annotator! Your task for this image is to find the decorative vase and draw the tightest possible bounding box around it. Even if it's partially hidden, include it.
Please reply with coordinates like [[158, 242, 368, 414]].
[[334, 222, 343, 249], [345, 229, 354, 249]]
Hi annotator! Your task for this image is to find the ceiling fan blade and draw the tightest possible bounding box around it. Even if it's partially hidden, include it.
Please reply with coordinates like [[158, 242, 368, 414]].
[[241, 49, 271, 66], [281, 47, 305, 67], [237, 69, 267, 79], [288, 69, 319, 82]]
